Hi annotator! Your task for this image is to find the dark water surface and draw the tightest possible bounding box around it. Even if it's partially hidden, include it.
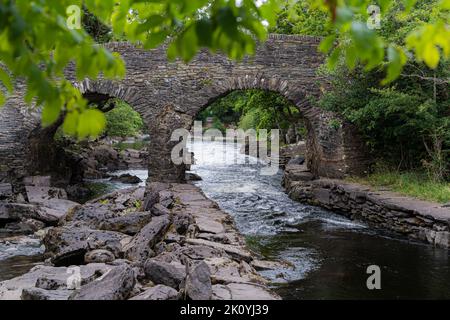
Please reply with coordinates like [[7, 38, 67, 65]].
[[189, 140, 450, 299]]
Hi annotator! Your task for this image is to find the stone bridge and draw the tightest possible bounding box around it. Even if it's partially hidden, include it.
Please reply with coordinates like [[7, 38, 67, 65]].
[[0, 34, 369, 184]]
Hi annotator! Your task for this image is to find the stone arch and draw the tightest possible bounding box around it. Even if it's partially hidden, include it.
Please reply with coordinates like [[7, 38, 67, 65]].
[[24, 79, 150, 186], [0, 34, 371, 185], [147, 73, 368, 182]]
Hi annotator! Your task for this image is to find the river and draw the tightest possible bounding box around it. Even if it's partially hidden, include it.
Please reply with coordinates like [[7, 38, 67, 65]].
[[1, 140, 449, 299], [188, 140, 450, 299]]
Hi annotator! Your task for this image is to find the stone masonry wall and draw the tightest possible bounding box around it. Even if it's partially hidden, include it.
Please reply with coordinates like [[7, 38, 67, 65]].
[[283, 164, 450, 248], [0, 34, 371, 183]]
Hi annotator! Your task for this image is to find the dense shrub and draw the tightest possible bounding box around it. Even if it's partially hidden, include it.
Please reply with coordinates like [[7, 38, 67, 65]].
[[105, 100, 144, 138]]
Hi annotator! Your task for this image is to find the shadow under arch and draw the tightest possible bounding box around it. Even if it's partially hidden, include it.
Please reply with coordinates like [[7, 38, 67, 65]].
[[25, 79, 150, 186]]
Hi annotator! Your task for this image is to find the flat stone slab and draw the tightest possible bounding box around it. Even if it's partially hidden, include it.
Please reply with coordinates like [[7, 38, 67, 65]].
[[0, 263, 112, 300], [185, 238, 252, 262]]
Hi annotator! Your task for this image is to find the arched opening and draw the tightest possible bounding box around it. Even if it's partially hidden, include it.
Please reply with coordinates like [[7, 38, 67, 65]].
[[25, 92, 149, 203], [192, 89, 309, 171]]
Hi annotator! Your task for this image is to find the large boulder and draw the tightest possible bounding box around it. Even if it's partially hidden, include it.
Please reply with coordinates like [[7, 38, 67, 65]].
[[98, 212, 152, 235], [70, 264, 135, 300], [0, 203, 66, 224], [129, 285, 179, 300], [25, 186, 68, 203], [123, 215, 170, 263], [0, 263, 112, 300], [23, 176, 51, 187], [84, 249, 115, 264], [43, 226, 130, 266], [143, 182, 170, 211], [63, 203, 117, 228], [21, 288, 72, 300], [185, 261, 212, 300], [110, 174, 142, 184], [144, 259, 186, 290]]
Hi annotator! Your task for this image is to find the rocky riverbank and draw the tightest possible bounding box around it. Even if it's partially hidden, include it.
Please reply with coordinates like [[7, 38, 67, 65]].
[[283, 163, 450, 248], [0, 181, 280, 300]]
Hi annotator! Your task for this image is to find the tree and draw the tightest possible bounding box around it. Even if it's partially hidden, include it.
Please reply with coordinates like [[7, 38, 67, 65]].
[[105, 100, 144, 137], [0, 0, 278, 138], [0, 0, 448, 139], [304, 0, 449, 84]]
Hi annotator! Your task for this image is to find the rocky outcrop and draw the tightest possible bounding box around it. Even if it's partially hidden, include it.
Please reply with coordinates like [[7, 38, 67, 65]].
[[129, 285, 178, 300], [0, 183, 280, 300], [70, 264, 136, 300], [283, 164, 450, 248], [110, 174, 142, 184], [0, 176, 80, 236]]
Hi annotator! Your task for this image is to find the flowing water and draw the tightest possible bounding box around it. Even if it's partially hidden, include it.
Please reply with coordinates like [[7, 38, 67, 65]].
[[187, 140, 450, 299], [1, 140, 449, 299]]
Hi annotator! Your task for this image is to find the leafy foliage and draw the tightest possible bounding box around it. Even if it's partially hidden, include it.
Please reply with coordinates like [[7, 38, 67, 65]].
[[198, 89, 305, 144], [105, 100, 144, 137], [0, 0, 278, 138], [303, 0, 450, 83]]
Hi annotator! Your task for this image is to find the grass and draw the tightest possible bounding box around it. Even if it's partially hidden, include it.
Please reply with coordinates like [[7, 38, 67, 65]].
[[347, 171, 450, 204]]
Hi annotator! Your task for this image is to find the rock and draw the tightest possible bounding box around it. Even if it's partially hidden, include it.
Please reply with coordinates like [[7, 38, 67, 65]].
[[250, 260, 293, 271], [0, 203, 66, 224], [123, 215, 171, 263], [212, 284, 232, 300], [64, 203, 115, 228], [129, 285, 179, 300], [23, 176, 51, 187], [151, 203, 170, 216], [110, 174, 142, 184], [143, 182, 170, 211], [173, 212, 194, 235], [70, 264, 135, 300], [0, 183, 13, 201], [225, 283, 279, 300], [85, 249, 115, 264], [25, 186, 67, 203], [43, 226, 129, 266], [195, 216, 225, 234], [0, 236, 44, 260], [158, 191, 174, 208], [154, 242, 167, 255], [2, 218, 45, 235], [185, 239, 253, 262], [164, 233, 185, 244], [186, 173, 202, 181], [287, 156, 305, 165], [175, 245, 226, 261], [185, 261, 212, 300], [144, 259, 186, 289], [0, 263, 112, 300], [21, 288, 72, 300], [98, 212, 152, 235], [39, 199, 80, 215]]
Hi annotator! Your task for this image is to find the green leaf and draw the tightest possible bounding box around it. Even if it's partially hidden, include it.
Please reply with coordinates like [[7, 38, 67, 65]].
[[0, 67, 12, 92], [382, 46, 407, 85], [319, 35, 335, 53], [42, 99, 62, 127], [63, 110, 80, 136], [77, 108, 106, 139], [423, 43, 440, 69], [0, 90, 5, 106]]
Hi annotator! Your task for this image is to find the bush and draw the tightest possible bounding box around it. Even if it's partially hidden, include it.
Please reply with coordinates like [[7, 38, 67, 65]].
[[105, 100, 144, 138]]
